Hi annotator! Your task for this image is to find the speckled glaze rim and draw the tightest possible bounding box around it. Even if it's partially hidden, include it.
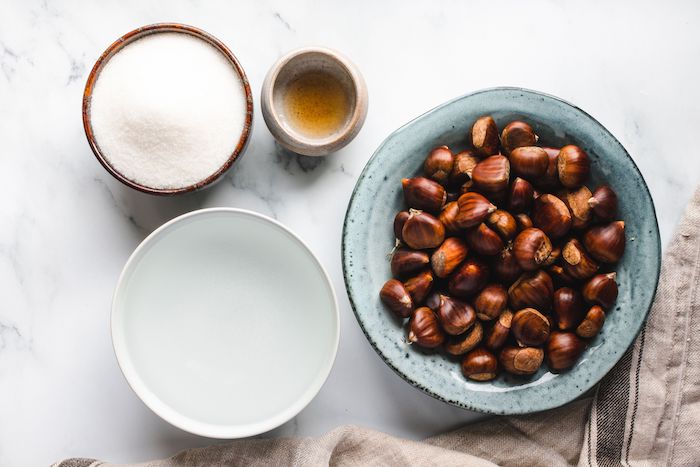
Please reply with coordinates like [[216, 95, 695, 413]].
[[112, 208, 340, 438], [341, 86, 661, 414], [82, 23, 254, 196]]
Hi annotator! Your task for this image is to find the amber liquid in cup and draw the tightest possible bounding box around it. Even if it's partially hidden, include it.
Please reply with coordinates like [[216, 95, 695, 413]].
[[283, 71, 350, 139]]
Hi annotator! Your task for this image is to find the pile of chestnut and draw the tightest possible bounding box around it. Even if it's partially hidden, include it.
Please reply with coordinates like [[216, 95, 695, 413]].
[[380, 116, 625, 381]]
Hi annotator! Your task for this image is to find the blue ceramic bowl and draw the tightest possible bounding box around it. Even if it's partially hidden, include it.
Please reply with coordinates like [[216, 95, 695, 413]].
[[342, 87, 660, 414]]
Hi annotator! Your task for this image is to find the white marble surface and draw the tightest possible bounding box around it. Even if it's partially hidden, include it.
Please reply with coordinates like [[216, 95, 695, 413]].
[[1, 0, 699, 465]]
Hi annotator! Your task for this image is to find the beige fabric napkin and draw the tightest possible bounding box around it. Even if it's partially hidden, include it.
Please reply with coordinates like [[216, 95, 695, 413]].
[[57, 188, 700, 467]]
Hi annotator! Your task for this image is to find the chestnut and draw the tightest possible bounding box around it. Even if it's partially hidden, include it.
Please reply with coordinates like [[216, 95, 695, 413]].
[[450, 150, 480, 186], [445, 321, 483, 355], [486, 210, 518, 241], [492, 244, 523, 285], [423, 146, 454, 185], [546, 332, 585, 371], [588, 185, 618, 221], [404, 270, 434, 305], [576, 305, 606, 338], [559, 186, 593, 230], [549, 264, 575, 285], [390, 249, 430, 277], [456, 192, 497, 229], [394, 211, 410, 241], [515, 213, 534, 231], [439, 201, 461, 235], [474, 284, 508, 321], [380, 279, 413, 318], [508, 177, 535, 213], [461, 348, 498, 381], [583, 221, 625, 264], [552, 287, 585, 330], [513, 228, 553, 271], [541, 245, 561, 267], [449, 258, 490, 298], [508, 270, 554, 311], [435, 294, 476, 335], [470, 115, 499, 157], [499, 346, 544, 376], [557, 145, 590, 188], [537, 147, 561, 189], [402, 210, 446, 250], [582, 272, 618, 309], [408, 307, 445, 348], [509, 146, 549, 179], [485, 309, 513, 350], [402, 177, 447, 213], [431, 237, 469, 278], [472, 155, 510, 193], [532, 194, 572, 239], [501, 121, 538, 154], [562, 238, 599, 280], [465, 223, 504, 256], [511, 308, 550, 346]]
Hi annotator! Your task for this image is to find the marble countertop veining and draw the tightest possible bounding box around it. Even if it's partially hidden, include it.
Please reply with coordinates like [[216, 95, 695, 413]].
[[1, 0, 699, 465]]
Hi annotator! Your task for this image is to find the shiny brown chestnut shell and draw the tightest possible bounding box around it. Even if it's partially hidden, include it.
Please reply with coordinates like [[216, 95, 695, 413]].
[[391, 249, 430, 277], [487, 210, 518, 241], [456, 192, 497, 229], [445, 321, 483, 355], [493, 245, 523, 285], [562, 238, 599, 280], [508, 270, 554, 311], [499, 346, 544, 376], [470, 115, 499, 157], [379, 279, 413, 318], [439, 201, 461, 235], [583, 221, 626, 264], [474, 284, 509, 321], [431, 237, 469, 278], [552, 287, 586, 330], [403, 270, 434, 305], [515, 213, 534, 231], [465, 223, 504, 256], [588, 185, 618, 221], [485, 309, 513, 350], [511, 308, 551, 346], [582, 272, 618, 309], [423, 146, 454, 185], [559, 186, 593, 230], [508, 177, 535, 213], [461, 348, 498, 381], [548, 264, 575, 285], [537, 147, 561, 189], [402, 210, 446, 250], [394, 211, 410, 241], [472, 155, 510, 193], [402, 177, 447, 213], [449, 258, 490, 298], [509, 146, 549, 180], [557, 145, 590, 188], [513, 228, 553, 271], [435, 294, 477, 335], [532, 194, 572, 239], [408, 307, 445, 348], [576, 305, 606, 338], [450, 150, 480, 186], [546, 331, 586, 371], [501, 121, 537, 154]]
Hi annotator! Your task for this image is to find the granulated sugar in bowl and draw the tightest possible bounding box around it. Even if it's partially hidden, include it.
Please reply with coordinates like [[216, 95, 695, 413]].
[[83, 24, 252, 194]]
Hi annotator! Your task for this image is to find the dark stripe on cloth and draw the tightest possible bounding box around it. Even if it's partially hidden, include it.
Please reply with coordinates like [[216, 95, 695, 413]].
[[625, 327, 646, 463], [595, 344, 633, 466]]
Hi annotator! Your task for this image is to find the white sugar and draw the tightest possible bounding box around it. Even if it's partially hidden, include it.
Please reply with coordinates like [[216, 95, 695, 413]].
[[90, 32, 247, 189]]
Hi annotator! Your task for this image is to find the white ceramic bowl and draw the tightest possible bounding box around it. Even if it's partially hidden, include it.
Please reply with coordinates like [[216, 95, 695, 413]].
[[112, 208, 339, 438]]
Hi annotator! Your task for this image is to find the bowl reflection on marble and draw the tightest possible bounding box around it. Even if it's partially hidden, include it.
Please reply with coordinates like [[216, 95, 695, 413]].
[[112, 208, 339, 438], [342, 87, 660, 415]]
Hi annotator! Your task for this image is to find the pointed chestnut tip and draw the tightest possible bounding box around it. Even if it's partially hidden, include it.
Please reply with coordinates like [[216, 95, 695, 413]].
[[616, 220, 625, 229], [407, 331, 416, 343], [606, 272, 617, 281], [488, 204, 497, 213], [402, 178, 410, 187], [587, 197, 598, 208]]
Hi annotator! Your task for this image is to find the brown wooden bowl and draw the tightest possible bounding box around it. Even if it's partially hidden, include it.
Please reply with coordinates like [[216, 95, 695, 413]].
[[82, 23, 253, 196]]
